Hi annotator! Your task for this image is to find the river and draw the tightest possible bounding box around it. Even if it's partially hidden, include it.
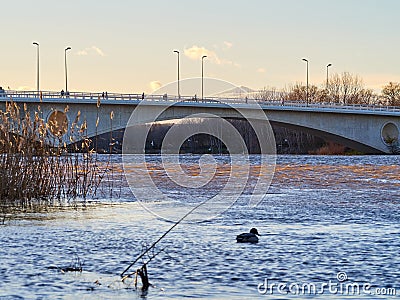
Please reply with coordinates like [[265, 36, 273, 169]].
[[0, 155, 399, 299]]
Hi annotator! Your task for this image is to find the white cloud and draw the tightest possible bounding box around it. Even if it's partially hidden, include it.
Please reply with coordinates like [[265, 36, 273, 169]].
[[183, 45, 239, 67], [91, 46, 105, 57], [184, 45, 217, 62], [77, 50, 88, 56], [76, 46, 105, 57], [257, 68, 266, 73], [213, 41, 233, 50], [223, 41, 233, 49], [149, 81, 162, 91]]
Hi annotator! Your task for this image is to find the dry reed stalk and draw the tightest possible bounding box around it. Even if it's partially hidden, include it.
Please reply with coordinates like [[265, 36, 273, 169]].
[[0, 100, 106, 217]]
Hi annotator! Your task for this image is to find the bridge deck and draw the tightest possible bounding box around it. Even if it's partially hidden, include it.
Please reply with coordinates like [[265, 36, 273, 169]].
[[1, 90, 400, 116]]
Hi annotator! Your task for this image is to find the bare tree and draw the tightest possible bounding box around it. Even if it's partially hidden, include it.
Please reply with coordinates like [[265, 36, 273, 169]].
[[381, 82, 400, 106], [285, 83, 320, 103], [359, 88, 378, 105], [327, 73, 341, 103], [327, 72, 365, 104], [254, 86, 282, 102]]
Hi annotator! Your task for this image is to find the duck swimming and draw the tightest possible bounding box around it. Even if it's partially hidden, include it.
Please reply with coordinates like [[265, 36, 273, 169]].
[[236, 228, 260, 243]]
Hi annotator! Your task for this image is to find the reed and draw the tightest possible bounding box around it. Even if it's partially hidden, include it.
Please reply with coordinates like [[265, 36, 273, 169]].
[[0, 100, 103, 218]]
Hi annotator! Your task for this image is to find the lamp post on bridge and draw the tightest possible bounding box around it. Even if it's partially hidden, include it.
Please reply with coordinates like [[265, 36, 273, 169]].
[[326, 63, 332, 89], [302, 58, 309, 106], [32, 42, 39, 93], [201, 55, 207, 101], [65, 47, 71, 94], [173, 50, 180, 99]]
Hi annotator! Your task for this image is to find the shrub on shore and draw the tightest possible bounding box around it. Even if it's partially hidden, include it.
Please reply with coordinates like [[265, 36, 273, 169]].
[[309, 141, 346, 155]]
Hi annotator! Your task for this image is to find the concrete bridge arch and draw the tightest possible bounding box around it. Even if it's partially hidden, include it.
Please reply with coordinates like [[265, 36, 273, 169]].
[[2, 95, 400, 154]]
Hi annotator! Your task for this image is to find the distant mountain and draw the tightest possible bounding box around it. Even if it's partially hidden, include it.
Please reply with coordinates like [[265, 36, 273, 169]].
[[213, 85, 257, 98]]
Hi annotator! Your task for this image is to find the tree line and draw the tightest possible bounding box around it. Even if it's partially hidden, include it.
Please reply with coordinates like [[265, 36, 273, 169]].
[[255, 72, 400, 107]]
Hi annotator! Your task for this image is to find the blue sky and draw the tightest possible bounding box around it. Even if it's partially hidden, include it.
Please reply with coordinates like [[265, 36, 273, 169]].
[[1, 0, 400, 93]]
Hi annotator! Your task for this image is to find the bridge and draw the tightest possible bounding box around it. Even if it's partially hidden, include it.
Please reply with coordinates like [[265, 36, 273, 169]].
[[1, 90, 400, 154]]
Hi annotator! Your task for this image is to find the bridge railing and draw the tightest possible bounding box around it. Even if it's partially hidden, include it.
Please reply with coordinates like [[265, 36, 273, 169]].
[[1, 89, 400, 113]]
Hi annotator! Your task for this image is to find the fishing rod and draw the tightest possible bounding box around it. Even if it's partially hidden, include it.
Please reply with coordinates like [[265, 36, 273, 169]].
[[120, 200, 206, 278]]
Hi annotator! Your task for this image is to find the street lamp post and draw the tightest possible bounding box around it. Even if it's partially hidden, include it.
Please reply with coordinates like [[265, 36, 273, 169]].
[[173, 50, 180, 99], [33, 42, 39, 93], [326, 63, 332, 89], [201, 55, 207, 101], [302, 58, 309, 106], [65, 47, 71, 93]]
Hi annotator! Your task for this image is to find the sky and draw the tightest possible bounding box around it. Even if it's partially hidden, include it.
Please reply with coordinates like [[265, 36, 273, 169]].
[[1, 0, 400, 94]]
